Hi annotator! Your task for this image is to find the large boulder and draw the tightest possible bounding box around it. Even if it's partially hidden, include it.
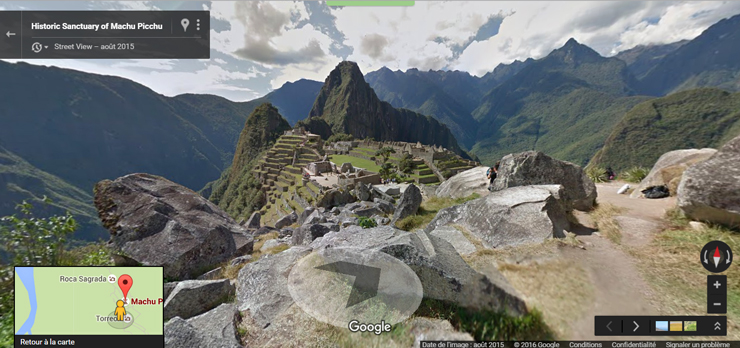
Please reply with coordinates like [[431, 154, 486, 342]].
[[426, 185, 570, 249], [678, 136, 740, 228], [274, 211, 297, 229], [436, 166, 489, 199], [244, 211, 261, 229], [311, 226, 527, 316], [236, 246, 312, 329], [164, 279, 235, 320], [93, 173, 253, 280], [164, 303, 243, 348], [392, 184, 422, 224], [355, 182, 372, 201], [493, 151, 596, 211], [291, 224, 331, 246], [631, 148, 716, 198]]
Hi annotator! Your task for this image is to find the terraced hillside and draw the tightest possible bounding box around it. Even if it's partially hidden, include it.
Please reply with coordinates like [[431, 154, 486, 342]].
[[253, 133, 324, 226]]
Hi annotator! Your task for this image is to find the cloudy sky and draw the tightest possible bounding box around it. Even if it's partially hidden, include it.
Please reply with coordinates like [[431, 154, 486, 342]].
[[2, 1, 740, 101]]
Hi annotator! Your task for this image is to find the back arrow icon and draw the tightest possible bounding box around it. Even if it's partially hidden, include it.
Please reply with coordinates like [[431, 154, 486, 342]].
[[6, 31, 16, 38], [315, 261, 381, 308], [606, 321, 612, 332]]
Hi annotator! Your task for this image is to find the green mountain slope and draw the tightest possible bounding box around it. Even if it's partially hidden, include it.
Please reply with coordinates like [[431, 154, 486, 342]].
[[470, 39, 645, 166], [640, 14, 740, 95], [0, 147, 104, 240], [591, 88, 740, 171], [304, 61, 468, 158], [207, 103, 291, 219]]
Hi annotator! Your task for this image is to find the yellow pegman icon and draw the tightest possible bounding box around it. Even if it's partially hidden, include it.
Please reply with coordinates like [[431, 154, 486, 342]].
[[114, 300, 126, 321]]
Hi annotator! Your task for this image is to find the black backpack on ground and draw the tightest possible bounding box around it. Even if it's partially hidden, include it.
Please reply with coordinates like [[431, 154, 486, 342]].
[[642, 185, 669, 199]]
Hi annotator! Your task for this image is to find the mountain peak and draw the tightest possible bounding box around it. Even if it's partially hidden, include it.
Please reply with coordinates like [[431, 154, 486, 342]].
[[547, 37, 604, 64]]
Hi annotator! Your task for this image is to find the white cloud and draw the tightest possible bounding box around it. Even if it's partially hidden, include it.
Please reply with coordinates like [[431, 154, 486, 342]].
[[454, 1, 740, 75]]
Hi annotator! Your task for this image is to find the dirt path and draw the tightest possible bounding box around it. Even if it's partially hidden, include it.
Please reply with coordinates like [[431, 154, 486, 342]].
[[564, 181, 676, 339]]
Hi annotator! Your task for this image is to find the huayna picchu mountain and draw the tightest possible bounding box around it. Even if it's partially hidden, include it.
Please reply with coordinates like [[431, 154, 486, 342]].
[[206, 103, 291, 219], [299, 61, 469, 159]]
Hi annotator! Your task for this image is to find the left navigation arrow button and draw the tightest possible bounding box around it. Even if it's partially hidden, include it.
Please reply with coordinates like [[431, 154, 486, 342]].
[[5, 31, 15, 38]]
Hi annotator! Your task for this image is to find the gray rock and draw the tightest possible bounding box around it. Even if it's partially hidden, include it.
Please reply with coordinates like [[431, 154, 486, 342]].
[[186, 303, 242, 348], [164, 304, 243, 348], [278, 228, 294, 238], [164, 317, 206, 348], [429, 226, 477, 256], [632, 148, 717, 198], [409, 317, 474, 347], [392, 184, 422, 224], [164, 282, 179, 301], [229, 255, 252, 267], [436, 166, 489, 199], [330, 206, 341, 215], [93, 173, 252, 280], [374, 185, 401, 196], [493, 151, 597, 211], [354, 205, 382, 217], [319, 223, 341, 232], [297, 207, 316, 225], [678, 136, 740, 228], [260, 239, 282, 252], [371, 186, 397, 203], [244, 212, 261, 230], [292, 224, 331, 245], [232, 232, 254, 255], [196, 267, 224, 281], [274, 211, 298, 229], [236, 247, 312, 328], [302, 209, 326, 226], [252, 226, 277, 237], [374, 216, 391, 226], [339, 217, 359, 228], [374, 198, 395, 214], [426, 185, 569, 249], [355, 182, 372, 201], [311, 226, 527, 316], [164, 279, 235, 320], [317, 188, 357, 208], [418, 184, 438, 199]]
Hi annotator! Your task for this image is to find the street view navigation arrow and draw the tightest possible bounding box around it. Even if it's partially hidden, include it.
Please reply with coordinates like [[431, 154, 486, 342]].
[[316, 261, 381, 308]]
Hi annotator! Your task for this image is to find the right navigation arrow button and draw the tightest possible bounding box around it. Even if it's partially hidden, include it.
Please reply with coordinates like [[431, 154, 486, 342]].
[[633, 321, 639, 332]]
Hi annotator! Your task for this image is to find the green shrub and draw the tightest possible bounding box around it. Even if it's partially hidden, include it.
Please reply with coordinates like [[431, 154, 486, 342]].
[[358, 216, 378, 229], [585, 166, 608, 183], [327, 133, 354, 143], [620, 166, 649, 183]]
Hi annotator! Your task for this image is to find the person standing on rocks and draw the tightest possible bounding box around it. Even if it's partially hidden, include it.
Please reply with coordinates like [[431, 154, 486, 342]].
[[487, 161, 500, 191]]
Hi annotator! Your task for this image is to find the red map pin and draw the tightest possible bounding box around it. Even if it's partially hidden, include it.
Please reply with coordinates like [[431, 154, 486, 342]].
[[118, 274, 133, 301]]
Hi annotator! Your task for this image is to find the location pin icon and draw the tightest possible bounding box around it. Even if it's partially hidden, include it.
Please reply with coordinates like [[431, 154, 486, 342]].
[[118, 274, 133, 302], [181, 18, 190, 32]]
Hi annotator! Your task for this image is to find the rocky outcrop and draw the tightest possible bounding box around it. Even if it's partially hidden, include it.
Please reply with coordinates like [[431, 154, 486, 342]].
[[493, 151, 596, 211], [426, 185, 570, 249], [93, 173, 253, 280], [291, 224, 330, 246], [164, 279, 236, 320], [164, 303, 243, 348], [236, 246, 312, 329], [436, 166, 490, 199], [392, 184, 422, 224], [244, 211, 261, 229], [311, 226, 527, 315], [274, 211, 297, 229], [678, 136, 740, 228], [631, 148, 716, 198]]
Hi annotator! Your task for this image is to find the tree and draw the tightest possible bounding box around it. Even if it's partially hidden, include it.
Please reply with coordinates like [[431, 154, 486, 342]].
[[0, 198, 77, 267], [375, 147, 396, 163], [0, 198, 78, 346], [398, 153, 415, 174]]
